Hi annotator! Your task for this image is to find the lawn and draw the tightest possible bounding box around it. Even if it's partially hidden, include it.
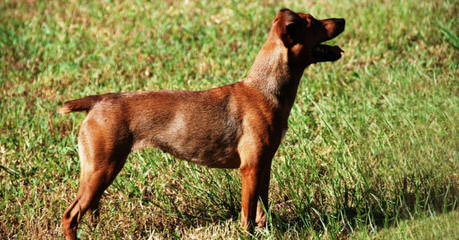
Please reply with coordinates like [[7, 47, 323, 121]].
[[0, 0, 457, 239]]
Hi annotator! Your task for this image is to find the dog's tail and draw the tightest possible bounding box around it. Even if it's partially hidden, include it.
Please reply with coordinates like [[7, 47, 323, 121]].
[[58, 93, 116, 114]]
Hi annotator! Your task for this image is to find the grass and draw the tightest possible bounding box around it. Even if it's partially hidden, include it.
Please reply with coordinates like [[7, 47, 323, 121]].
[[353, 211, 459, 240], [0, 0, 458, 239]]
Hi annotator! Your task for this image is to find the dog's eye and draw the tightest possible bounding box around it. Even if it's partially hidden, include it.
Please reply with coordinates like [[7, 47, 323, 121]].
[[309, 19, 321, 29], [304, 18, 314, 28], [299, 18, 310, 28]]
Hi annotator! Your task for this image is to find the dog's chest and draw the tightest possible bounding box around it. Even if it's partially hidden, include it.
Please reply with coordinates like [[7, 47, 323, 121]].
[[281, 127, 287, 140]]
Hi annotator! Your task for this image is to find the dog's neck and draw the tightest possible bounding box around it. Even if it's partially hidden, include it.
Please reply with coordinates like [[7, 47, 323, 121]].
[[244, 41, 307, 109]]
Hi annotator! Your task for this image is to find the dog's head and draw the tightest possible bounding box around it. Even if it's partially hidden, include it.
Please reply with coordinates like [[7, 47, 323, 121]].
[[271, 8, 345, 65]]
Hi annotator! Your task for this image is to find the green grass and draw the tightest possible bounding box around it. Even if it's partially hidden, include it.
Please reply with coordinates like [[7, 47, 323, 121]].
[[353, 211, 459, 240], [0, 0, 457, 239]]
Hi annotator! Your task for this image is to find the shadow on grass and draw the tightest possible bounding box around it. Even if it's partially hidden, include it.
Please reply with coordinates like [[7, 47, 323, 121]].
[[144, 178, 456, 238], [268, 182, 457, 238]]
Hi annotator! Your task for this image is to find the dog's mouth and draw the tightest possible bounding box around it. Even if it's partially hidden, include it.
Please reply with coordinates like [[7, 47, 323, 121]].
[[311, 18, 345, 63], [312, 44, 344, 62]]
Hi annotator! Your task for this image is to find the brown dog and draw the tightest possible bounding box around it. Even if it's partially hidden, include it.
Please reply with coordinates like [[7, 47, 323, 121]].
[[60, 8, 344, 239]]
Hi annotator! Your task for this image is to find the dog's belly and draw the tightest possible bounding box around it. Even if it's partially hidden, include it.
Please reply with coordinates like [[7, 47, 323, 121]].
[[134, 135, 240, 168], [174, 144, 240, 168]]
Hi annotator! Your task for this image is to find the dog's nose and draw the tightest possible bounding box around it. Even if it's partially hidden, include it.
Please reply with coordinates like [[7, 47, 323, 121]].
[[336, 18, 345, 25], [335, 18, 345, 33]]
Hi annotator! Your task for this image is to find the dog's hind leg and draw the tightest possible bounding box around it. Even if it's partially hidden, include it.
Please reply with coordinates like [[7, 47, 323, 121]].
[[62, 169, 117, 240], [62, 118, 131, 240]]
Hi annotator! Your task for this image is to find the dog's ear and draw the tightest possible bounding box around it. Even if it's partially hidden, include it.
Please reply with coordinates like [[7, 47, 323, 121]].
[[278, 8, 304, 48]]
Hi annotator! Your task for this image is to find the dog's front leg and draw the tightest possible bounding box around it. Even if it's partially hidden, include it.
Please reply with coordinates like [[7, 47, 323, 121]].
[[240, 165, 261, 231], [255, 159, 272, 228]]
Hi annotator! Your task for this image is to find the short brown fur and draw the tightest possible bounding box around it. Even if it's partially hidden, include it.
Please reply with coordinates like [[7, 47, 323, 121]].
[[60, 8, 345, 239]]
